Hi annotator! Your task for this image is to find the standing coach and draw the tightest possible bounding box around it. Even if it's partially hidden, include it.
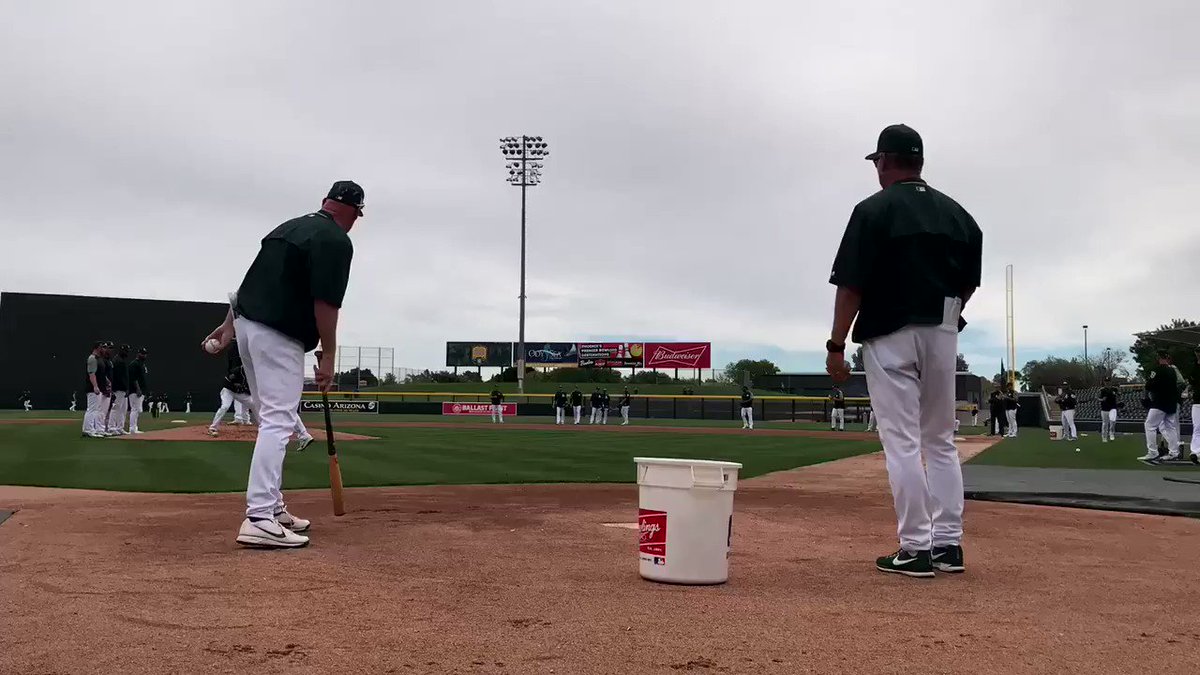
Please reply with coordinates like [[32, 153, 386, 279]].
[[826, 124, 982, 578], [203, 180, 363, 549]]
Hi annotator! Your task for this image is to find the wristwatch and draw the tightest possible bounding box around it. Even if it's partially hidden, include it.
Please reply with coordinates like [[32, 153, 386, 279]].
[[826, 340, 846, 354]]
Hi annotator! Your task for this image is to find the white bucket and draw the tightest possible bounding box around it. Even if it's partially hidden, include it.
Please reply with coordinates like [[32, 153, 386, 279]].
[[635, 457, 742, 585], [1049, 425, 1062, 440]]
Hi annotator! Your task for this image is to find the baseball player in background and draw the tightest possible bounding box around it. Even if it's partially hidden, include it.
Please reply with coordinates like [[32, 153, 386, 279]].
[[1054, 385, 1076, 441], [740, 386, 754, 430], [105, 344, 131, 435], [589, 388, 601, 424], [97, 341, 114, 436], [970, 404, 979, 427], [1099, 377, 1119, 442], [828, 123, 982, 578], [126, 348, 148, 434], [19, 390, 32, 412], [1140, 350, 1183, 462], [829, 386, 846, 431], [69, 392, 76, 412], [490, 387, 505, 423], [570, 387, 583, 424], [1005, 387, 1021, 438], [619, 388, 632, 425], [209, 338, 256, 437], [599, 389, 610, 424], [185, 391, 192, 414], [553, 387, 568, 425], [203, 180, 362, 549], [82, 342, 104, 437], [865, 404, 876, 432]]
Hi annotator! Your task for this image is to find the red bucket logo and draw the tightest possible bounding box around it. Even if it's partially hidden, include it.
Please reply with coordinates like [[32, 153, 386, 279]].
[[639, 508, 667, 559]]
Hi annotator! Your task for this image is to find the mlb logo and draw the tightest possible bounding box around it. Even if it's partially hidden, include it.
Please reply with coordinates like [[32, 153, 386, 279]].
[[653, 556, 666, 566]]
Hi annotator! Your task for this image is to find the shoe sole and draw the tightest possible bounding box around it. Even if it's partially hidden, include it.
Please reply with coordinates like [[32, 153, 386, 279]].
[[876, 565, 935, 578], [236, 535, 309, 548], [933, 563, 965, 573]]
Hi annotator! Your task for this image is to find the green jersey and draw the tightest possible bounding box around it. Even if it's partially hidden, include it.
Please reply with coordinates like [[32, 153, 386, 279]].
[[235, 211, 353, 352]]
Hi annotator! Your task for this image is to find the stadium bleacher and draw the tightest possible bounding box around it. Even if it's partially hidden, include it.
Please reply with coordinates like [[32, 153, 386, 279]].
[[1073, 385, 1193, 424]]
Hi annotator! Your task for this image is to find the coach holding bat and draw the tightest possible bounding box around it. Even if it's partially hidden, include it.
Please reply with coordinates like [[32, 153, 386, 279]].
[[826, 125, 982, 578], [203, 181, 363, 549]]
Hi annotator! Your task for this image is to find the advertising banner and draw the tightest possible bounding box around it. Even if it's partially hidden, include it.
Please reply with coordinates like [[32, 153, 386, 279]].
[[299, 399, 379, 414], [446, 341, 513, 367], [642, 342, 712, 369], [516, 342, 579, 365], [442, 402, 518, 416], [578, 342, 644, 368]]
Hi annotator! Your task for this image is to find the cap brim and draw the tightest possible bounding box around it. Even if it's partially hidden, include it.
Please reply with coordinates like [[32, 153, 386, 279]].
[[865, 152, 881, 161]]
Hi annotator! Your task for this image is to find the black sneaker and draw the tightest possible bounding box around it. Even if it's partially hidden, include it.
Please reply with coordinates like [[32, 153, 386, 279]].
[[876, 549, 934, 578], [1191, 454, 1200, 466], [931, 545, 965, 573]]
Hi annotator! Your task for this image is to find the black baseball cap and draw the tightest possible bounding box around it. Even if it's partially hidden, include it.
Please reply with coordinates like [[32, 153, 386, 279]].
[[865, 124, 923, 161], [326, 180, 365, 210]]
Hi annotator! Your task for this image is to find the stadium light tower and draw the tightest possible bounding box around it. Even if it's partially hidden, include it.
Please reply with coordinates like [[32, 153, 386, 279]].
[[499, 135, 550, 394]]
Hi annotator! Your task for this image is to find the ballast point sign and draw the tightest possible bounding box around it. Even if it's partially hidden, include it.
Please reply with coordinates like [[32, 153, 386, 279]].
[[442, 402, 518, 416]]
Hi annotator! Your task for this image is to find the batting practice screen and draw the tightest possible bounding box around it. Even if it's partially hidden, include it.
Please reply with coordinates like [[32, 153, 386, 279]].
[[0, 292, 230, 410]]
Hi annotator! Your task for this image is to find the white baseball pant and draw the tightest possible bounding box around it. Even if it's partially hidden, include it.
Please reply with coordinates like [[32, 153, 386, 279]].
[[107, 391, 128, 433], [491, 404, 504, 423], [866, 410, 876, 431], [831, 408, 845, 430], [1060, 409, 1076, 440], [601, 407, 608, 424], [863, 317, 963, 553], [1006, 409, 1018, 437], [590, 406, 598, 424], [83, 392, 101, 434], [99, 393, 112, 431], [1191, 405, 1200, 455], [573, 405, 582, 424], [234, 399, 248, 424], [212, 387, 254, 430], [555, 406, 565, 424], [621, 405, 630, 424], [127, 393, 143, 432], [235, 317, 304, 521], [740, 406, 754, 429], [1100, 408, 1117, 441], [1145, 409, 1180, 456]]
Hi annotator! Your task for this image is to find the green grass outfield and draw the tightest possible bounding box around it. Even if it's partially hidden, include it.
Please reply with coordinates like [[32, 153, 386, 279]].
[[968, 429, 1199, 471], [0, 411, 884, 493]]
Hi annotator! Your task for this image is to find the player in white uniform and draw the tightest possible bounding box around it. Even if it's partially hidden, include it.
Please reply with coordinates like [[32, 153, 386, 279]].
[[204, 180, 362, 548], [828, 124, 982, 578]]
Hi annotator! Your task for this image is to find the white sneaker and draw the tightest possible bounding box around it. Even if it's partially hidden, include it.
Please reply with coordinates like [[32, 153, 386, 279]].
[[622, 422, 628, 426], [207, 428, 219, 437], [132, 430, 145, 434], [1165, 453, 1181, 461], [1137, 453, 1160, 462], [295, 434, 314, 452], [273, 509, 310, 533], [87, 431, 105, 438], [236, 518, 308, 548]]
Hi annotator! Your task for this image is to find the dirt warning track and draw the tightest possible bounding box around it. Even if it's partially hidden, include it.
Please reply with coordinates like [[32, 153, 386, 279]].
[[3, 435, 1199, 674]]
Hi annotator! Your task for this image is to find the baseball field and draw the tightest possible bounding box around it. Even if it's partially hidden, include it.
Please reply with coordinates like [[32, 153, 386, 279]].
[[3, 411, 1200, 674]]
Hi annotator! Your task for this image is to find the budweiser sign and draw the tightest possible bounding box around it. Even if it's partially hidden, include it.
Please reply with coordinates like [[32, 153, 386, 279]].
[[642, 342, 711, 369]]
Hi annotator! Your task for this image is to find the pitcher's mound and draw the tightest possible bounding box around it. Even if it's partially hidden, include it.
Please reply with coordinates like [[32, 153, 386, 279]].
[[130, 425, 378, 442]]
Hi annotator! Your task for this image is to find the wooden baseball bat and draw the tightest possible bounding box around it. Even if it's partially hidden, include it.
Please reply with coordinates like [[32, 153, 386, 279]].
[[322, 391, 346, 516], [316, 351, 346, 516]]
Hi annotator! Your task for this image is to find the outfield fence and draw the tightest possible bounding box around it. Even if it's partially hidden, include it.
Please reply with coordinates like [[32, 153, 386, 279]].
[[298, 391, 884, 423]]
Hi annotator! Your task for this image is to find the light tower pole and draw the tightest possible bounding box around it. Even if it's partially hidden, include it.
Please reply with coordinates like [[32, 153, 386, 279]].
[[499, 135, 550, 394]]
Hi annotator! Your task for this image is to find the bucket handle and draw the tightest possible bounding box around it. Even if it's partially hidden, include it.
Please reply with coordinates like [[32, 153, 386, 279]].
[[692, 465, 729, 489]]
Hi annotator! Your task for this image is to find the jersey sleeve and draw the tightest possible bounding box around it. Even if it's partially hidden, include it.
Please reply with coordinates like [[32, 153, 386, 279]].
[[87, 355, 97, 375], [965, 215, 983, 290], [829, 203, 879, 289], [309, 231, 354, 308]]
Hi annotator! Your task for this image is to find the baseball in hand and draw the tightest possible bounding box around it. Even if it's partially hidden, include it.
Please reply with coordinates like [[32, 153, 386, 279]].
[[204, 338, 221, 354]]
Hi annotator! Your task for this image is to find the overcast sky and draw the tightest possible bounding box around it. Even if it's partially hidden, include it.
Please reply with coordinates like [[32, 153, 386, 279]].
[[2, 1, 1195, 376]]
